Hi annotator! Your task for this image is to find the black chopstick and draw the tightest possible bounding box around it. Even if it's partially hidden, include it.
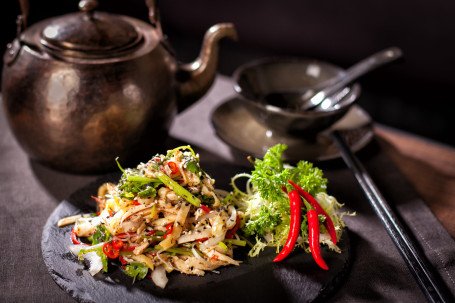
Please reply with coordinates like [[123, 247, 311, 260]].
[[330, 130, 454, 303]]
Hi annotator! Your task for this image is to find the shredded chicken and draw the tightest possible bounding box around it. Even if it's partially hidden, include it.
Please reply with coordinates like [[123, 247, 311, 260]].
[[67, 146, 244, 288]]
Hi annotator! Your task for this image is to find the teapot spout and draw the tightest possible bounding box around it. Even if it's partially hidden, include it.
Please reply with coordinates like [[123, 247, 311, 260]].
[[176, 23, 237, 111]]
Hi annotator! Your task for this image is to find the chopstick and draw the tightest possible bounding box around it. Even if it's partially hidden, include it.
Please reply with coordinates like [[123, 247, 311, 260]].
[[330, 130, 454, 303]]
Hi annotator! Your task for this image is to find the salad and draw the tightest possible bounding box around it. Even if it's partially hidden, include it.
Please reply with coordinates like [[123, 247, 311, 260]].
[[57, 144, 349, 288], [230, 144, 350, 269], [58, 146, 245, 288]]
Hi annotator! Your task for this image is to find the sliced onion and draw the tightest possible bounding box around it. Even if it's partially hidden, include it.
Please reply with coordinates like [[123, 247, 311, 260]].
[[151, 265, 168, 289], [198, 233, 225, 251], [69, 243, 105, 276], [211, 214, 226, 237], [195, 211, 217, 222], [225, 205, 237, 229], [214, 189, 230, 200], [191, 244, 203, 260], [84, 251, 104, 276], [68, 242, 103, 256], [69, 244, 85, 256]]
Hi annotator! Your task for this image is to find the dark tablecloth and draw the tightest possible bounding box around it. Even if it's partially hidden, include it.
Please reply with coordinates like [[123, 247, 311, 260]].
[[1, 76, 455, 302]]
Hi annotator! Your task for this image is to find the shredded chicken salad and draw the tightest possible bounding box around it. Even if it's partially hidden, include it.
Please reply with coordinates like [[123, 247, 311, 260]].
[[58, 146, 245, 288]]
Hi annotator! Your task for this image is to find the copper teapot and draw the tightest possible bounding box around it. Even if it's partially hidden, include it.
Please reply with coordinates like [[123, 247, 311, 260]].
[[1, 0, 237, 173]]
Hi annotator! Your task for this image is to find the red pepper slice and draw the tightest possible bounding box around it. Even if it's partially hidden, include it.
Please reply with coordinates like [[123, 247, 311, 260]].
[[132, 200, 141, 206], [200, 205, 211, 213], [119, 256, 128, 265], [112, 238, 124, 250], [115, 232, 136, 239], [273, 190, 302, 262], [120, 245, 136, 251], [163, 223, 173, 239], [307, 208, 329, 270], [167, 161, 179, 175], [103, 242, 119, 259], [288, 180, 337, 245], [71, 227, 82, 245], [91, 195, 101, 203], [225, 215, 240, 239]]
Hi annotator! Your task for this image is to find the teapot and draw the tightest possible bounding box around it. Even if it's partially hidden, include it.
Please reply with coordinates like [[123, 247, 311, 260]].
[[1, 0, 237, 173]]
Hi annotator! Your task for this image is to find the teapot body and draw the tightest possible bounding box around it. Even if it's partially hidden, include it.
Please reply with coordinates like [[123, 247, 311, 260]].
[[2, 16, 178, 173]]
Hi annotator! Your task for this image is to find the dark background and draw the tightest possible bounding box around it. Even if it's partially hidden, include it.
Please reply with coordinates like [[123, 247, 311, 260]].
[[1, 0, 454, 147]]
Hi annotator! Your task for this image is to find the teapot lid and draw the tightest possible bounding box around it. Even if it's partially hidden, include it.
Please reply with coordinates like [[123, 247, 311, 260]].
[[40, 0, 142, 58]]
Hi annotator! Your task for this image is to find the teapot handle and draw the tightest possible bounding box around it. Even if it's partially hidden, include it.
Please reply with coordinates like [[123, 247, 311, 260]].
[[5, 0, 28, 65], [18, 0, 29, 29], [145, 0, 163, 37]]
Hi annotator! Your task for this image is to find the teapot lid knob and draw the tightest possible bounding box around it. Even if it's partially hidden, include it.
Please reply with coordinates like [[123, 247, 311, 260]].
[[79, 0, 98, 14]]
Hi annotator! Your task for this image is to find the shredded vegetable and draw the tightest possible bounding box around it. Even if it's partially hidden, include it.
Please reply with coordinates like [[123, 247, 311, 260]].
[[59, 146, 245, 288]]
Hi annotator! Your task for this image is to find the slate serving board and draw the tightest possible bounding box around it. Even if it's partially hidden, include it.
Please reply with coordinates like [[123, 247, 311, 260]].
[[42, 166, 351, 303]]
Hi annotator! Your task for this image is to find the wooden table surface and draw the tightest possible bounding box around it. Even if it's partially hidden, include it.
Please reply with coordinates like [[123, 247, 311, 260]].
[[374, 125, 455, 239]]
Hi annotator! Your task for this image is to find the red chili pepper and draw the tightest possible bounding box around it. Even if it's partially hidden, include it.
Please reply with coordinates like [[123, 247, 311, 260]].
[[307, 204, 329, 270], [115, 232, 136, 239], [288, 180, 337, 245], [132, 200, 141, 206], [112, 238, 124, 250], [163, 223, 173, 239], [197, 237, 209, 242], [120, 245, 136, 251], [103, 242, 119, 259], [71, 227, 82, 245], [200, 205, 211, 213], [225, 215, 240, 239], [273, 190, 302, 262], [119, 256, 128, 265], [167, 161, 179, 175], [91, 195, 101, 203]]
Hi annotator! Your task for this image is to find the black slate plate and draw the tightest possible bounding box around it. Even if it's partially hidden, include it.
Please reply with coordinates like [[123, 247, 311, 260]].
[[42, 168, 351, 303]]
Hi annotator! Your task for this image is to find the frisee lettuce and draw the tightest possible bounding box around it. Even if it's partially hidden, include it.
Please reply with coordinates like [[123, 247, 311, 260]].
[[231, 144, 347, 257]]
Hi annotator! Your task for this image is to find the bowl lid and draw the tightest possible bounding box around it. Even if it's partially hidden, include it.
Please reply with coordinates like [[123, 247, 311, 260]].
[[40, 0, 142, 58]]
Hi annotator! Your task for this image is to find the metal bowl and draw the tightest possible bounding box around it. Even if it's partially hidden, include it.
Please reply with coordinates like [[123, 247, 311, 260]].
[[232, 57, 361, 138]]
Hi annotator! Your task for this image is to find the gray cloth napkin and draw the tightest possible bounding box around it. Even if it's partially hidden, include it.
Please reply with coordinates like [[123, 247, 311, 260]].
[[1, 76, 454, 302]]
